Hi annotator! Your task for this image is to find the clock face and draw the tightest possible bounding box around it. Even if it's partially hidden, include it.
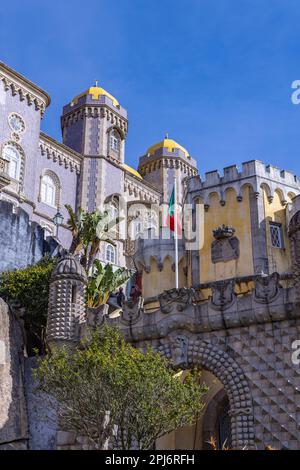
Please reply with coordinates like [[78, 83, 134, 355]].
[[8, 114, 25, 133]]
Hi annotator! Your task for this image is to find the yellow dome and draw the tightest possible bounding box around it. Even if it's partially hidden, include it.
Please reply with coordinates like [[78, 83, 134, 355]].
[[147, 138, 190, 158], [71, 86, 119, 107], [122, 163, 143, 179]]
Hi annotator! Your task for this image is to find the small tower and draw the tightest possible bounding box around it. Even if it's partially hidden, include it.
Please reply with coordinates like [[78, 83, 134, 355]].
[[46, 254, 87, 349], [61, 85, 128, 211], [138, 137, 198, 204]]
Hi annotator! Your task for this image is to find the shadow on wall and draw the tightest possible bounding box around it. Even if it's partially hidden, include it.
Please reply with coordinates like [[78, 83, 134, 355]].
[[0, 201, 59, 272], [0, 299, 58, 450], [0, 298, 28, 449]]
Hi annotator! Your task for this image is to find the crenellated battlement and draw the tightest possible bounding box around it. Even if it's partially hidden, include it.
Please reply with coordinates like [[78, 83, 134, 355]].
[[199, 160, 299, 188], [187, 159, 300, 202]]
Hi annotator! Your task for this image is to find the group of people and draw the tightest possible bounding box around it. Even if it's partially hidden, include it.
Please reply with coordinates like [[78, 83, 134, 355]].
[[116, 284, 141, 307]]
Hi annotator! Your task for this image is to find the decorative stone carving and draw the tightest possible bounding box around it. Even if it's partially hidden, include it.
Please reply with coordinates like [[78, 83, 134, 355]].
[[158, 288, 197, 313], [213, 225, 235, 240], [170, 335, 189, 367], [121, 297, 144, 325], [39, 134, 82, 175], [0, 72, 48, 118], [86, 304, 109, 328], [210, 280, 236, 309], [254, 272, 280, 303], [228, 407, 252, 416], [211, 225, 239, 263]]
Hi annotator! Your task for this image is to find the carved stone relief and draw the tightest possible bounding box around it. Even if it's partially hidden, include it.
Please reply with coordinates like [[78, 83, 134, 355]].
[[211, 225, 240, 263]]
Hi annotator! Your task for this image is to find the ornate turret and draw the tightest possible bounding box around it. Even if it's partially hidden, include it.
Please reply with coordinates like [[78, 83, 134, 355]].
[[46, 254, 87, 348], [61, 83, 128, 211], [138, 135, 198, 203], [61, 83, 127, 162]]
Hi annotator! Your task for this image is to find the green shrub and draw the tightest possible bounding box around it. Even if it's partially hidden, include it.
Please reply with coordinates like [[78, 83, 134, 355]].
[[35, 325, 208, 449], [0, 255, 58, 354]]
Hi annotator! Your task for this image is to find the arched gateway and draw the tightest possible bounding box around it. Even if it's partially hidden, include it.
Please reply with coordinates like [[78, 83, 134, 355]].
[[153, 335, 255, 450], [47, 247, 300, 450]]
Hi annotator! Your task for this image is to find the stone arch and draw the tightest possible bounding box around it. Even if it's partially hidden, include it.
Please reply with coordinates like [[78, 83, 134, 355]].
[[208, 191, 220, 206], [192, 195, 204, 205], [156, 337, 255, 450], [106, 125, 125, 141], [274, 187, 286, 205], [240, 182, 256, 201], [222, 186, 238, 205], [260, 182, 272, 201], [287, 191, 296, 202]]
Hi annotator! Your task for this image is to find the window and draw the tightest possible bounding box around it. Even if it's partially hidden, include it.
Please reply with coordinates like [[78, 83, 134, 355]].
[[3, 145, 21, 180], [108, 204, 118, 222], [8, 113, 25, 134], [146, 210, 157, 230], [71, 285, 77, 303], [110, 131, 120, 153], [270, 223, 284, 249], [41, 174, 56, 207], [135, 220, 143, 237], [106, 244, 115, 263]]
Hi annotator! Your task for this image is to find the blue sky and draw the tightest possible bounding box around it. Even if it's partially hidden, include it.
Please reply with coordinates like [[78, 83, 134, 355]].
[[1, 0, 300, 177]]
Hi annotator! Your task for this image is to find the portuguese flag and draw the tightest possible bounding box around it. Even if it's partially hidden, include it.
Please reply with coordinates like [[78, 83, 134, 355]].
[[167, 186, 182, 235]]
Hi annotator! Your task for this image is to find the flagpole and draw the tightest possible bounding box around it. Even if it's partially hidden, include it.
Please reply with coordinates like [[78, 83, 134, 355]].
[[174, 173, 179, 289]]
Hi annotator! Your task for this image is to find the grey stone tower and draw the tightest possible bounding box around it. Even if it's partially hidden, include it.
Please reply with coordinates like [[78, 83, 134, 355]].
[[138, 137, 198, 204], [60, 86, 128, 211], [46, 254, 87, 349]]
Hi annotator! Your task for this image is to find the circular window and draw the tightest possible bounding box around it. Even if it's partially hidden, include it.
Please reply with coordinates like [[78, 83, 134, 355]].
[[8, 113, 25, 134]]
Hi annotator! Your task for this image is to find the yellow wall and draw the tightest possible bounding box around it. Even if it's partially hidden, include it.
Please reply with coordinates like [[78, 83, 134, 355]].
[[262, 189, 292, 274], [142, 256, 186, 299], [199, 187, 254, 283]]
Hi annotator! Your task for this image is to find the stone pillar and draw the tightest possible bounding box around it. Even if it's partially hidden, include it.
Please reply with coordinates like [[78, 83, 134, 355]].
[[288, 211, 300, 303], [46, 254, 87, 349]]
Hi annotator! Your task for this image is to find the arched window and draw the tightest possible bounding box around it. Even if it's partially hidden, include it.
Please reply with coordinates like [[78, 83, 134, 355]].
[[41, 174, 56, 207], [106, 244, 116, 264], [110, 130, 121, 153], [3, 144, 21, 180], [40, 170, 61, 208]]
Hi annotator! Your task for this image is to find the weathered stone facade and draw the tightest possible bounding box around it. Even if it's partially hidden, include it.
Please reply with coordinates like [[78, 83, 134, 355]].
[[43, 250, 300, 449], [1, 60, 300, 450], [0, 299, 28, 450]]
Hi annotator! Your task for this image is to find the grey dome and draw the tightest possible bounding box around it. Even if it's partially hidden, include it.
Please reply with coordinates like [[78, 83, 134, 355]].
[[52, 254, 87, 281]]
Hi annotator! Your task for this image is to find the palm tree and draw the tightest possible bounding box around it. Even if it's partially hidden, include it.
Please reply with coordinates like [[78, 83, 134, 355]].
[[65, 205, 132, 307], [65, 205, 119, 273], [86, 260, 131, 307]]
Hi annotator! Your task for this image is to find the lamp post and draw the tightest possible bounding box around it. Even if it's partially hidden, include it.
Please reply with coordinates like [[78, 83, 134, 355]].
[[53, 209, 64, 239]]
